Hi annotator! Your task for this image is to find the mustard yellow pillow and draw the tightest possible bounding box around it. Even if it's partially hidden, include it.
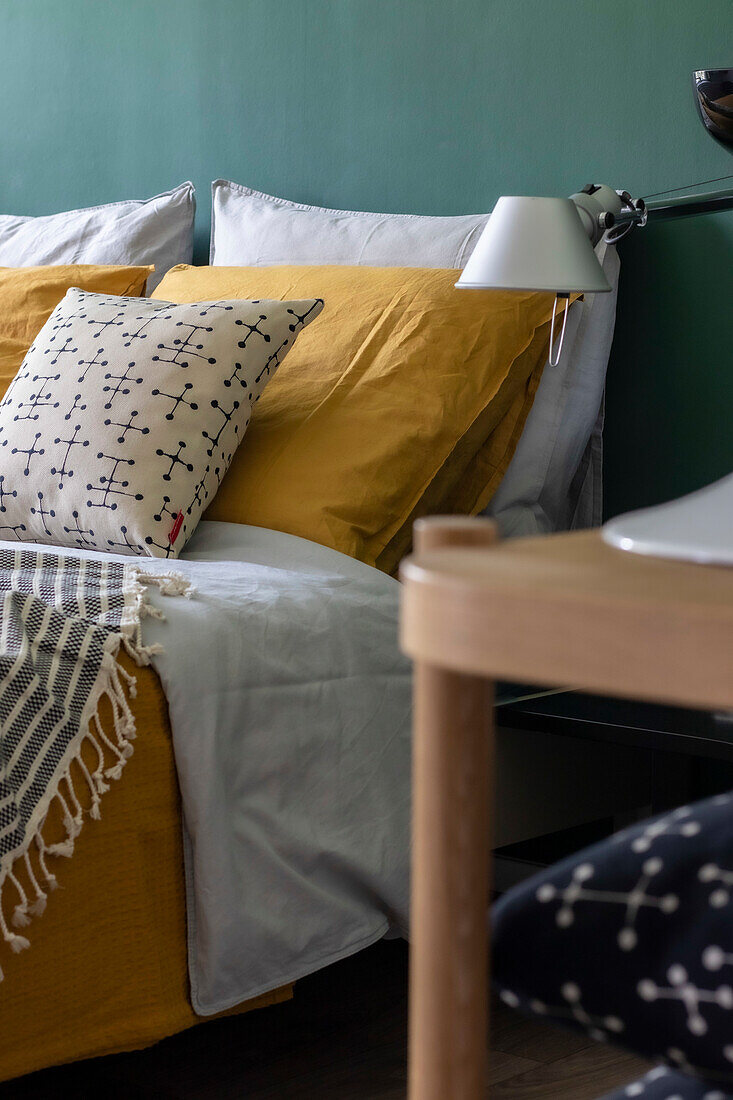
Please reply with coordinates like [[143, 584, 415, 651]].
[[154, 265, 561, 570], [0, 265, 152, 401], [375, 319, 552, 572]]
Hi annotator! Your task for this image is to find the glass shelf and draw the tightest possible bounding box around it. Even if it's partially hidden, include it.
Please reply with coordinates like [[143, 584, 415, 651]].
[[495, 683, 570, 708]]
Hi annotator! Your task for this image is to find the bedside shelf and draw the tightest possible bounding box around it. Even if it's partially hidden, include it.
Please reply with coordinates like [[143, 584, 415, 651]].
[[500, 689, 733, 762]]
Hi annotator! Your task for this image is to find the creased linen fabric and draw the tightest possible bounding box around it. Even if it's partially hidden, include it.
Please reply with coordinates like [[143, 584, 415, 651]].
[[0, 288, 323, 557], [209, 179, 621, 539], [0, 182, 195, 292], [0, 265, 153, 413], [29, 521, 411, 1015], [3, 522, 410, 1015], [0, 546, 190, 977], [137, 523, 411, 1014], [210, 178, 486, 267], [155, 264, 557, 570], [5, 523, 411, 1015]]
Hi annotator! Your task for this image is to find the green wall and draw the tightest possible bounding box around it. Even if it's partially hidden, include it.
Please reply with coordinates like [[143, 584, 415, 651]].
[[1, 0, 732, 516]]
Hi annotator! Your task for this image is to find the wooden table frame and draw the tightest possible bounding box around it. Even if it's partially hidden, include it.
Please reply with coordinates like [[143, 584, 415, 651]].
[[399, 516, 733, 1099]]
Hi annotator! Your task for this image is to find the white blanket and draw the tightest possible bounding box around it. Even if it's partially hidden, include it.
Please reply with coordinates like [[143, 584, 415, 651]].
[[3, 523, 411, 1015]]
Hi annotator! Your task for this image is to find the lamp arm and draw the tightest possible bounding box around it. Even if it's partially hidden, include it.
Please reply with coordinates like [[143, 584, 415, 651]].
[[569, 184, 647, 245], [571, 178, 733, 243]]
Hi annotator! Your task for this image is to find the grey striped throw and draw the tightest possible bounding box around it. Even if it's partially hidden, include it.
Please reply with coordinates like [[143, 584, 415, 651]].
[[0, 546, 191, 977]]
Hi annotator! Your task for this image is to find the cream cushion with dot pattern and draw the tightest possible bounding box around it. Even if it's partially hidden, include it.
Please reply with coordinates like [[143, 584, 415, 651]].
[[0, 288, 323, 557]]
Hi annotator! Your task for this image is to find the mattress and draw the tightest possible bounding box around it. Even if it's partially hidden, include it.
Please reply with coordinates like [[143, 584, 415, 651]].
[[0, 651, 290, 1083]]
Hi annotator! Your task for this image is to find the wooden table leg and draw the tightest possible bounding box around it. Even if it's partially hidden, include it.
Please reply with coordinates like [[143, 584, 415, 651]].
[[409, 660, 494, 1100]]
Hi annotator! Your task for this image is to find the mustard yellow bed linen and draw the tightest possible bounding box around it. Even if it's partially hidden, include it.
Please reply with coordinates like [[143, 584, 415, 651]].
[[0, 335, 29, 403], [0, 655, 290, 1083], [0, 264, 153, 347], [0, 264, 153, 407], [0, 263, 289, 1083], [154, 265, 562, 573], [373, 317, 553, 572]]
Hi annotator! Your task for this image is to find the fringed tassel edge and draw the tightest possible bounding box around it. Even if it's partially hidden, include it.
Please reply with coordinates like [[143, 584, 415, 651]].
[[120, 567, 194, 667], [0, 566, 192, 978], [0, 642, 141, 980]]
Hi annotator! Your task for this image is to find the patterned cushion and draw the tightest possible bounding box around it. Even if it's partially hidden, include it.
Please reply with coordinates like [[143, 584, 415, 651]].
[[599, 1066, 731, 1099], [0, 288, 322, 557], [492, 792, 733, 1085]]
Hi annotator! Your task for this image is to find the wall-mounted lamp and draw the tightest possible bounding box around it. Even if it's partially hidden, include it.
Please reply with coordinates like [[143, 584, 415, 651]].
[[455, 68, 733, 564], [455, 184, 642, 365]]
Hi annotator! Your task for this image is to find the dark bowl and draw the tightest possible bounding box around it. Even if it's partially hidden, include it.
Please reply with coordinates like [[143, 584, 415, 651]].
[[692, 68, 733, 150]]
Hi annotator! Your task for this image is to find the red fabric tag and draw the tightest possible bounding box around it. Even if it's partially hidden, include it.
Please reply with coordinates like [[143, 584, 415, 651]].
[[168, 510, 184, 545]]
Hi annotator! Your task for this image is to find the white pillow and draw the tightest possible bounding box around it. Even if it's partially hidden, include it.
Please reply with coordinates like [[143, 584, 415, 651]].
[[0, 183, 195, 292], [210, 179, 620, 535], [0, 287, 323, 558], [487, 241, 620, 535], [210, 179, 486, 267]]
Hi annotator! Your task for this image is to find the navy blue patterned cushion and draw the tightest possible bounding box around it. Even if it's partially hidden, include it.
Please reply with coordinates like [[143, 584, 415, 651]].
[[492, 792, 733, 1085], [599, 1066, 731, 1099]]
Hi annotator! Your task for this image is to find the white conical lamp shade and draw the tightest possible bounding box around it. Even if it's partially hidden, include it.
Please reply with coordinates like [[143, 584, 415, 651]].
[[456, 196, 611, 294], [603, 473, 733, 565]]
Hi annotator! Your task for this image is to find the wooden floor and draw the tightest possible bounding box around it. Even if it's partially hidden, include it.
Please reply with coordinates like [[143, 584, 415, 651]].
[[0, 941, 650, 1099]]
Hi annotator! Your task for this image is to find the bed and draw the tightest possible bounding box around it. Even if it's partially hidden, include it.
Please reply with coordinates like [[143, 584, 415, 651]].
[[0, 180, 621, 1083], [0, 521, 411, 1081]]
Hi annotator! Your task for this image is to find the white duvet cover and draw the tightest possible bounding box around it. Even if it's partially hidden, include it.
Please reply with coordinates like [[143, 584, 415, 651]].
[[0, 522, 411, 1015]]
